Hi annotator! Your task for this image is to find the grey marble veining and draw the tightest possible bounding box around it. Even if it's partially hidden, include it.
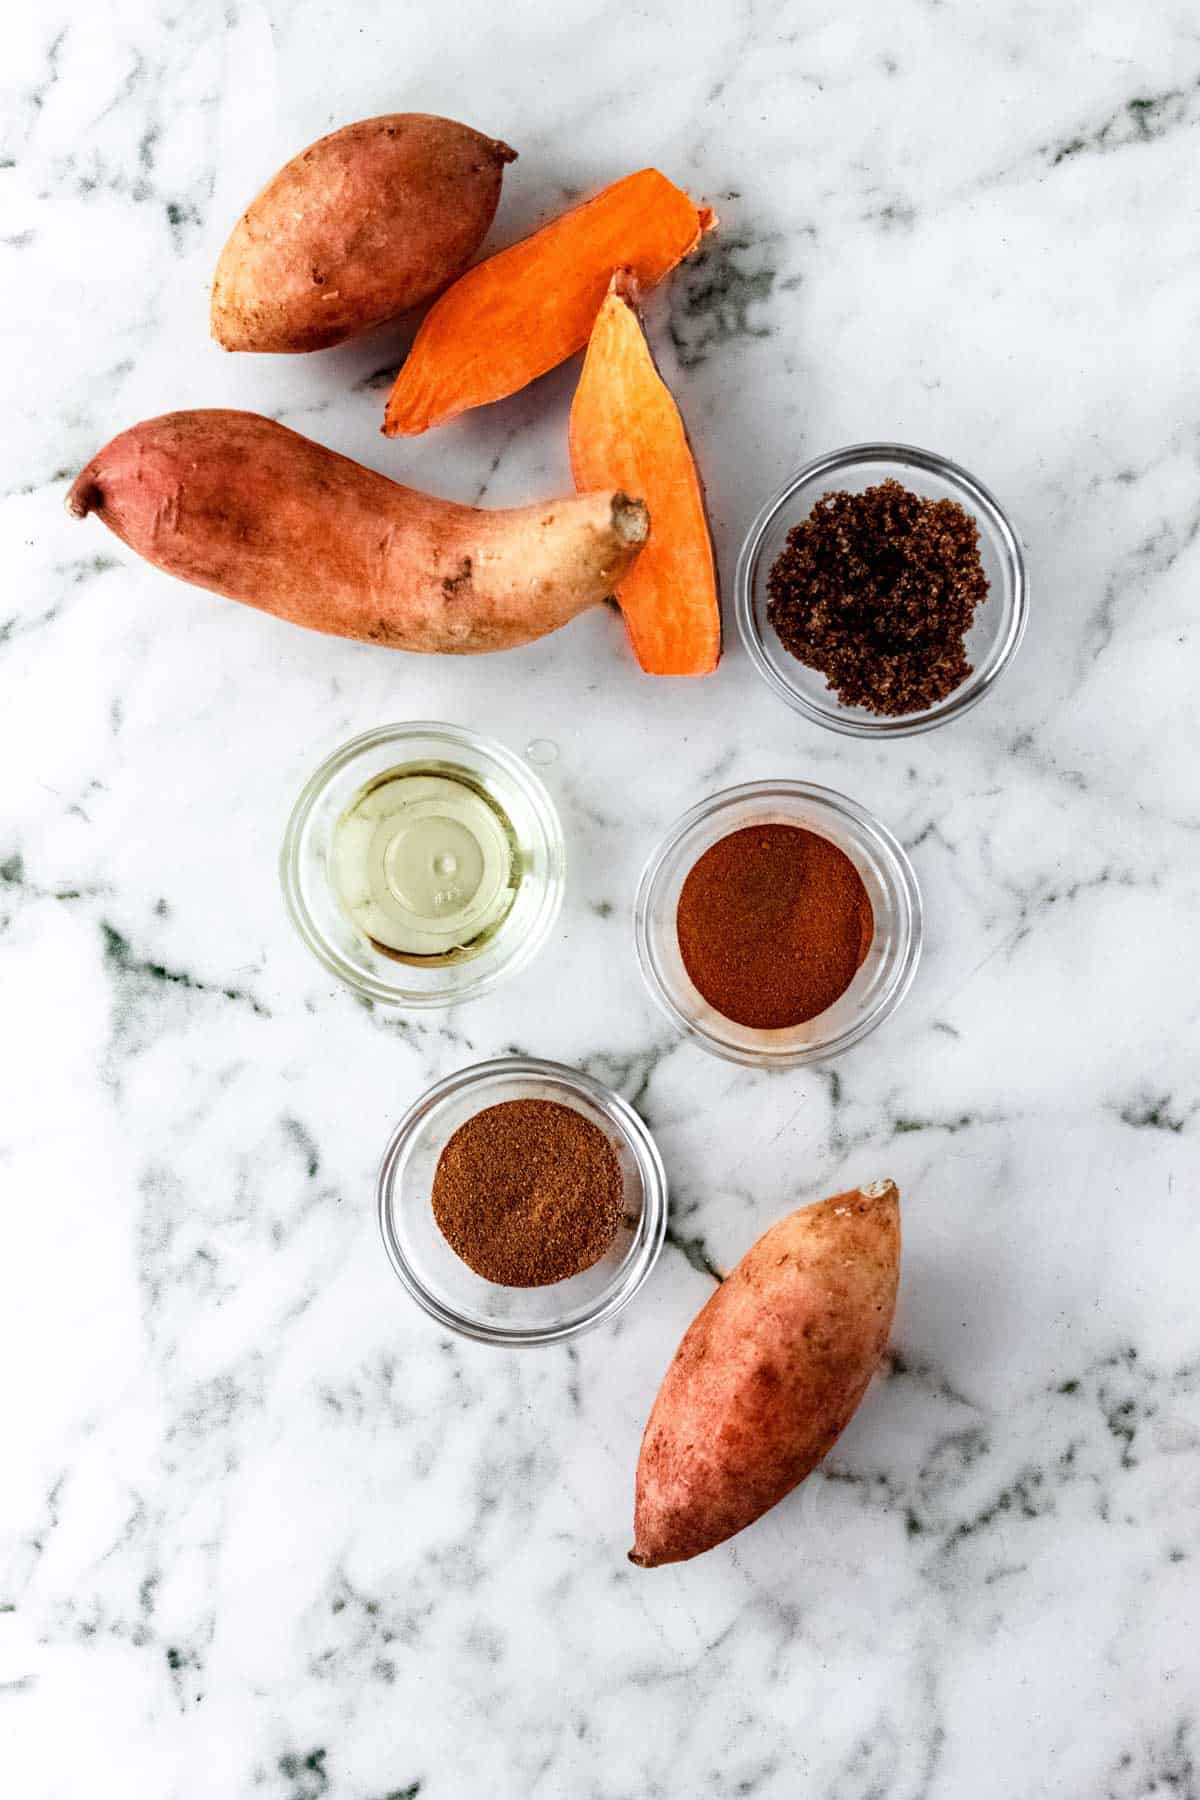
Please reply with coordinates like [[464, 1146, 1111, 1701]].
[[3, 1, 1199, 1794]]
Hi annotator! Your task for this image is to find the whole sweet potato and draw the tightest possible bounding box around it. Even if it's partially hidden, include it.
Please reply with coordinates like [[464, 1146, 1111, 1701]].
[[631, 1181, 900, 1567], [67, 411, 648, 655], [211, 114, 516, 353]]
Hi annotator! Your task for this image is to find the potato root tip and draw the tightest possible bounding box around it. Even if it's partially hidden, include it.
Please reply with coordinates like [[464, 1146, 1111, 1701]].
[[612, 493, 650, 547], [66, 475, 101, 519]]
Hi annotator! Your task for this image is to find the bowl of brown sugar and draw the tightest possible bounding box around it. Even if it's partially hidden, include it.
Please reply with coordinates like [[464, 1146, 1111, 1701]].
[[736, 443, 1028, 736], [377, 1058, 667, 1344], [635, 781, 921, 1067]]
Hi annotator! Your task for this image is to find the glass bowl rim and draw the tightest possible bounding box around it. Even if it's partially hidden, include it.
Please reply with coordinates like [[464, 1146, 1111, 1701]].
[[376, 1055, 669, 1345], [633, 778, 923, 1067], [280, 721, 565, 1008], [734, 440, 1029, 738]]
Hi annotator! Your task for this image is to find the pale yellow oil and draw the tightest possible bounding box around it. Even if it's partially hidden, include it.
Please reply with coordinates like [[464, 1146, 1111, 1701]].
[[332, 762, 520, 966]]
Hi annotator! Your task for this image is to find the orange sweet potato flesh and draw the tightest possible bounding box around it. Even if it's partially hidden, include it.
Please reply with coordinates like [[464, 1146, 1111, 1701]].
[[383, 169, 716, 435], [630, 1182, 900, 1567], [569, 276, 720, 676], [66, 411, 648, 655], [212, 115, 516, 353]]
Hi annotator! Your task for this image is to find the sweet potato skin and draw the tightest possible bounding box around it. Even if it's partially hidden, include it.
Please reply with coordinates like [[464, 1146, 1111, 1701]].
[[66, 411, 648, 655], [630, 1182, 900, 1567], [211, 114, 516, 353]]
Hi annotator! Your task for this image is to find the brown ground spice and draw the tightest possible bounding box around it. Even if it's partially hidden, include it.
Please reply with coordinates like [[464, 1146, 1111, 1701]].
[[431, 1098, 622, 1286], [766, 478, 989, 715], [677, 824, 874, 1030]]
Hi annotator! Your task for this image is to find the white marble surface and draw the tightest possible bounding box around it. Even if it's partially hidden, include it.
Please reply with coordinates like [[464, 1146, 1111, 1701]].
[[5, 1, 1200, 1793]]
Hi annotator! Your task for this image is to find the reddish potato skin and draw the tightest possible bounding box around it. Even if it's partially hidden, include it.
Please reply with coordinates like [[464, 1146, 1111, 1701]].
[[631, 1183, 900, 1568], [66, 411, 648, 655], [211, 114, 516, 353]]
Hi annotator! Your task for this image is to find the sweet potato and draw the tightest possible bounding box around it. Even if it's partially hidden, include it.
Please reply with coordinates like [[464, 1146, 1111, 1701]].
[[570, 275, 720, 675], [384, 169, 716, 435], [66, 411, 648, 655], [630, 1181, 900, 1567], [211, 114, 516, 353]]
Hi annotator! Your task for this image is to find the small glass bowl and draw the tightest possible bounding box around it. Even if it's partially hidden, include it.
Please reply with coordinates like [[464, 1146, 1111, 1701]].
[[281, 723, 565, 1008], [736, 442, 1028, 737], [377, 1057, 668, 1345], [634, 781, 921, 1067]]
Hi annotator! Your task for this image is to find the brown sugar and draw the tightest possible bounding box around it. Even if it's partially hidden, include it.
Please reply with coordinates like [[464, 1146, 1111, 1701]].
[[431, 1098, 623, 1286], [676, 823, 874, 1030], [766, 478, 989, 715]]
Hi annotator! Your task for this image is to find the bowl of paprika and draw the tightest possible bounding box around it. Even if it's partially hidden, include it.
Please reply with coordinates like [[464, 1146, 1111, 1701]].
[[634, 781, 922, 1067]]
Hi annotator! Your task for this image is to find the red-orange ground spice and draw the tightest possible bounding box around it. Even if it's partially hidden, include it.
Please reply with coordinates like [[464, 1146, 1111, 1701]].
[[676, 824, 873, 1030]]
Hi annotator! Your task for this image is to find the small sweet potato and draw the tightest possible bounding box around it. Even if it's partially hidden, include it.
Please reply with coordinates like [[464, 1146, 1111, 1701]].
[[631, 1181, 900, 1567], [211, 114, 516, 353], [66, 411, 648, 655]]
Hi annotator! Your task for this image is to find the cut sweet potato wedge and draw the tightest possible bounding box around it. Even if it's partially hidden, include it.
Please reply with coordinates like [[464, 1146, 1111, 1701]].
[[383, 170, 715, 436], [569, 275, 720, 676]]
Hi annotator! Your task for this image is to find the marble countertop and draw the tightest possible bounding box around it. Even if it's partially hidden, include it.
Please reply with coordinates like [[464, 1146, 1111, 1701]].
[[5, 2, 1199, 1794]]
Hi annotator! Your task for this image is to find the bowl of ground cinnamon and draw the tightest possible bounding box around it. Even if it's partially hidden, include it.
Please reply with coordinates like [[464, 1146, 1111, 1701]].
[[736, 444, 1027, 736], [377, 1057, 667, 1344], [635, 781, 921, 1066]]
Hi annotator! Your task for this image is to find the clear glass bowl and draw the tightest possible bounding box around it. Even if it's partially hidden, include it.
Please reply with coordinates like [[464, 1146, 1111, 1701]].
[[634, 781, 922, 1067], [736, 442, 1028, 737], [377, 1057, 668, 1345], [281, 723, 565, 1007]]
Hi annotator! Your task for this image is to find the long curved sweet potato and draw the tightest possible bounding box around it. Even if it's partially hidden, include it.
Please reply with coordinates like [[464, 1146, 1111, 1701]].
[[66, 411, 648, 655], [384, 169, 716, 435], [570, 275, 720, 675], [212, 115, 516, 354], [631, 1181, 900, 1567]]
